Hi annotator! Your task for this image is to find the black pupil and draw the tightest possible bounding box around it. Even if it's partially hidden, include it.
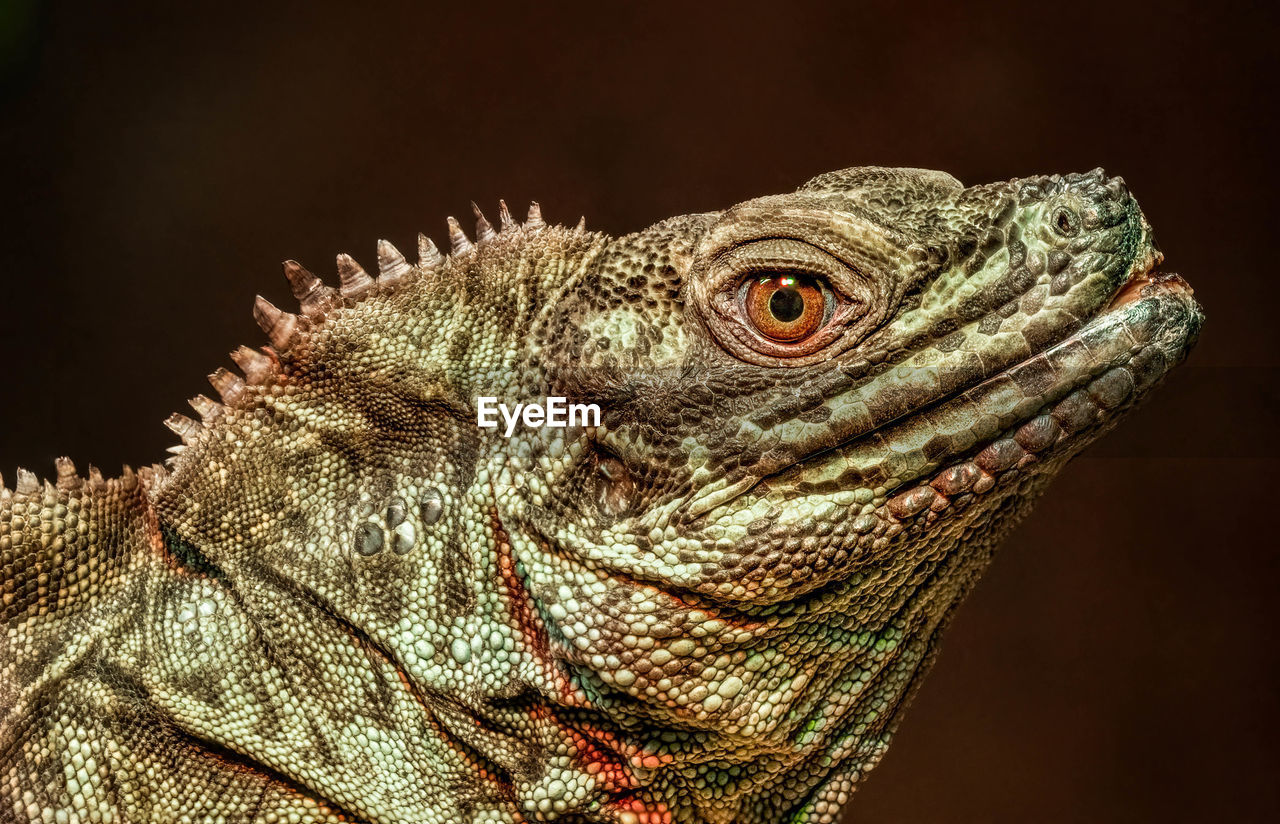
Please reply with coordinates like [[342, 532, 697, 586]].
[[769, 286, 805, 322]]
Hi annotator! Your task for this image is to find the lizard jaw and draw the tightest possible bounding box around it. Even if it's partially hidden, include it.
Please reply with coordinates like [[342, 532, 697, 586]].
[[876, 271, 1202, 522]]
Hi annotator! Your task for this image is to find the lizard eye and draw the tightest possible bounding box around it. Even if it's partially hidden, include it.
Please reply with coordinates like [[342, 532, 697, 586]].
[[700, 237, 881, 365], [743, 274, 828, 342]]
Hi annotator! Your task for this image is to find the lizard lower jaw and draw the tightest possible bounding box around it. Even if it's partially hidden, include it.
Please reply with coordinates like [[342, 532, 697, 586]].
[[878, 272, 1202, 522]]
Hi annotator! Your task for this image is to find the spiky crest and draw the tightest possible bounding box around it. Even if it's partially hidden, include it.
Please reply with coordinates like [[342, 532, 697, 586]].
[[447, 216, 473, 254], [377, 239, 412, 282], [8, 197, 590, 494], [231, 346, 277, 384], [208, 367, 246, 405], [125, 200, 588, 469], [418, 233, 444, 268], [164, 413, 200, 444], [526, 201, 545, 228], [252, 296, 297, 351], [188, 394, 221, 422], [54, 457, 80, 491], [336, 253, 374, 298], [472, 202, 497, 243]]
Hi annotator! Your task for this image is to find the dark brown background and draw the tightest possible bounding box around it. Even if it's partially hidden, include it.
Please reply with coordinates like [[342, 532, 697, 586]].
[[1, 1, 1276, 821]]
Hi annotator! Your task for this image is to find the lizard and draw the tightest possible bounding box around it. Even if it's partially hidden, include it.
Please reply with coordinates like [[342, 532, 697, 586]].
[[1, 166, 1202, 823]]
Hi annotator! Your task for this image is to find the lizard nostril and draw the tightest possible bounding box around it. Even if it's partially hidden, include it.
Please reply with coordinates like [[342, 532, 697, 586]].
[[1107, 176, 1129, 199]]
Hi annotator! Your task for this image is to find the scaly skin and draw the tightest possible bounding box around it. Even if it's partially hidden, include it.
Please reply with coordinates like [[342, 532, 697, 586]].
[[2, 167, 1201, 823]]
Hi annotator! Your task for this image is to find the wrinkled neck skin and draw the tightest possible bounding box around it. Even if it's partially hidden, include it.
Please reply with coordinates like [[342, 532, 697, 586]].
[[140, 169, 1198, 823]]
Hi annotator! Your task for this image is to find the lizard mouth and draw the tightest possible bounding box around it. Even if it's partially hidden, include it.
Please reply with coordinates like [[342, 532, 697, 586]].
[[1103, 263, 1185, 311]]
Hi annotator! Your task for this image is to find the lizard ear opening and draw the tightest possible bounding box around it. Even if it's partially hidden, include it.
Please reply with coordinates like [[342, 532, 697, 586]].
[[592, 447, 637, 521]]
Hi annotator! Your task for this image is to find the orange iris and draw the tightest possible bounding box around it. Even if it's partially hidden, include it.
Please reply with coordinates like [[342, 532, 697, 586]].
[[744, 274, 825, 342]]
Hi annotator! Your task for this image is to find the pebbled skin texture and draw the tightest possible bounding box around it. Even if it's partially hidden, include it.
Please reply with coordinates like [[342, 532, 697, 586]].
[[1, 167, 1201, 823]]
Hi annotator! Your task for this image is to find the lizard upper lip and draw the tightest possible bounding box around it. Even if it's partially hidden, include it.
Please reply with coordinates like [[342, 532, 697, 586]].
[[1104, 240, 1192, 311], [1105, 268, 1193, 311]]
